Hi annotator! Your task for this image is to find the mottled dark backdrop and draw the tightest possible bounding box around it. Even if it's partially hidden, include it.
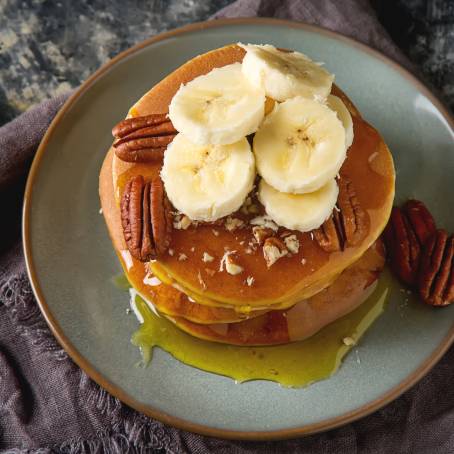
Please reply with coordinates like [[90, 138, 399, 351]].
[[0, 0, 453, 126]]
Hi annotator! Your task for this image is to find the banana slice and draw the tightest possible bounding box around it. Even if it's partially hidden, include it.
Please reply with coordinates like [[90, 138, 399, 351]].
[[253, 96, 346, 194], [258, 179, 339, 232], [168, 63, 265, 145], [161, 134, 255, 222], [326, 94, 354, 148], [240, 43, 334, 102]]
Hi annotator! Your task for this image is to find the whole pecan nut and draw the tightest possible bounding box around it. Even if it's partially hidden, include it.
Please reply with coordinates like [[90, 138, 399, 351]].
[[382, 199, 436, 286], [112, 113, 177, 163], [383, 207, 421, 286], [314, 176, 368, 252], [120, 175, 172, 261], [418, 229, 454, 306], [402, 199, 436, 245]]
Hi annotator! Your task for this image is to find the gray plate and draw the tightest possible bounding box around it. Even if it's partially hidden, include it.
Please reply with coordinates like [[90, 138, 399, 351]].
[[23, 18, 454, 439]]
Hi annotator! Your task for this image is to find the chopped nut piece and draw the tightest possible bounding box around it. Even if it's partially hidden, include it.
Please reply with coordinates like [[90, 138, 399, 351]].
[[174, 214, 192, 230], [190, 247, 195, 252], [263, 237, 288, 267], [245, 248, 253, 255], [219, 250, 243, 275], [246, 276, 255, 286], [212, 229, 219, 236], [225, 217, 244, 232], [241, 197, 253, 215], [225, 257, 244, 275], [250, 215, 279, 231], [252, 226, 274, 245], [168, 248, 174, 256], [284, 234, 300, 254], [178, 253, 188, 261], [342, 336, 356, 346], [301, 258, 307, 265], [205, 268, 216, 277], [219, 250, 234, 272], [202, 252, 214, 263]]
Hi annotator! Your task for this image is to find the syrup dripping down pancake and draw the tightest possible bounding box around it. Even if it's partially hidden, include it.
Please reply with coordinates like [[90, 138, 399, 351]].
[[166, 240, 385, 346]]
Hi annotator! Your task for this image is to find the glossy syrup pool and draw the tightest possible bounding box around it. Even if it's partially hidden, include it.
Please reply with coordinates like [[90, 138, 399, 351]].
[[119, 270, 392, 388]]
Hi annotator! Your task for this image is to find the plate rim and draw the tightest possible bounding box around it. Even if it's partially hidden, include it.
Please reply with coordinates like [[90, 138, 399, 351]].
[[22, 17, 454, 441]]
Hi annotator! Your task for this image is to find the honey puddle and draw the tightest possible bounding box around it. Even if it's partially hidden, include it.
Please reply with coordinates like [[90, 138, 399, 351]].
[[121, 271, 391, 388]]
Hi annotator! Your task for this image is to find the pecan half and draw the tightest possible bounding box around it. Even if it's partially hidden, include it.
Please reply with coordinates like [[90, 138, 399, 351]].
[[112, 113, 177, 163], [382, 200, 436, 286], [402, 199, 436, 245], [120, 175, 172, 261], [314, 177, 368, 252], [418, 230, 454, 306]]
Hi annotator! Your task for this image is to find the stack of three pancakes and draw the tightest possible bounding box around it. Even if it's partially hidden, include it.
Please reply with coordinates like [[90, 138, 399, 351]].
[[99, 45, 395, 346]]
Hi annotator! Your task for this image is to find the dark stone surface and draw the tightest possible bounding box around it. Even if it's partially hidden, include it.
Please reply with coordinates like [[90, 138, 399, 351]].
[[0, 0, 232, 125], [372, 0, 454, 109], [0, 0, 452, 127]]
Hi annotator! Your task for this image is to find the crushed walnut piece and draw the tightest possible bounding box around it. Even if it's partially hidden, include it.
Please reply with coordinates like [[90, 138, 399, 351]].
[[226, 259, 243, 275], [263, 237, 288, 267], [173, 214, 192, 230], [178, 253, 188, 261], [252, 226, 274, 245], [219, 251, 243, 275], [202, 252, 214, 263], [241, 196, 260, 215], [250, 215, 279, 231], [342, 336, 356, 346], [246, 276, 255, 286], [225, 217, 244, 232], [284, 234, 300, 254]]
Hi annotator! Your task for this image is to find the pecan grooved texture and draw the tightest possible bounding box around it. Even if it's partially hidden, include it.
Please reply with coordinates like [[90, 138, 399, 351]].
[[120, 175, 172, 262], [314, 176, 368, 252], [112, 113, 177, 163], [418, 230, 454, 306]]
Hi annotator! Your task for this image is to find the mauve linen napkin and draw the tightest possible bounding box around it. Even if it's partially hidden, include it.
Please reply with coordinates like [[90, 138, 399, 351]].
[[1, 0, 453, 452]]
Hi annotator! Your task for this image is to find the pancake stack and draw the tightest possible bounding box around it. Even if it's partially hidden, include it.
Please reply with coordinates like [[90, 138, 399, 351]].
[[99, 44, 395, 346]]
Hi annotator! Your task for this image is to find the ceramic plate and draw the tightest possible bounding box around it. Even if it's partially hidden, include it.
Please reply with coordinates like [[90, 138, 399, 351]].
[[23, 18, 454, 439]]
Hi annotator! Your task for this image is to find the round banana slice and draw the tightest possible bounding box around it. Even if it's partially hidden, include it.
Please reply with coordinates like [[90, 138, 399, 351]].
[[161, 134, 255, 222], [253, 96, 346, 194], [326, 94, 354, 148], [168, 63, 265, 145], [258, 179, 339, 232], [240, 43, 334, 102]]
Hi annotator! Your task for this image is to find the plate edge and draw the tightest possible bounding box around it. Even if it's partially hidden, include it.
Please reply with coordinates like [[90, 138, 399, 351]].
[[22, 17, 454, 441]]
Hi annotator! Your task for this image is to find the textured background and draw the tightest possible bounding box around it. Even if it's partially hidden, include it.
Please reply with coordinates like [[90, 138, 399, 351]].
[[0, 0, 453, 127]]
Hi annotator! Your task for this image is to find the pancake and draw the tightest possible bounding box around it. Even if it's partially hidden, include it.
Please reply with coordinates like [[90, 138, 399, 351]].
[[166, 240, 385, 345], [102, 154, 269, 324], [100, 44, 395, 343], [101, 44, 395, 310]]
